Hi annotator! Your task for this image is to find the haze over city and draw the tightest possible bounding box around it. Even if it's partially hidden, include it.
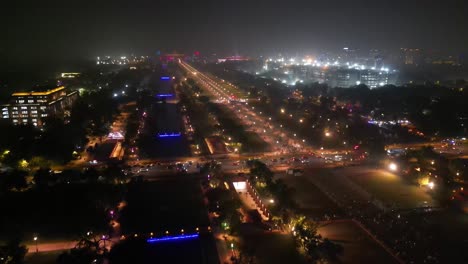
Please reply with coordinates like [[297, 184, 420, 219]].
[[1, 1, 468, 264], [2, 0, 468, 65]]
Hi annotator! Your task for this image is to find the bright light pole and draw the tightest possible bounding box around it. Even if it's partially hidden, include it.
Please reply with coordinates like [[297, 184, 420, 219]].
[[230, 242, 235, 257], [33, 236, 38, 253], [428, 182, 435, 189], [102, 235, 107, 248]]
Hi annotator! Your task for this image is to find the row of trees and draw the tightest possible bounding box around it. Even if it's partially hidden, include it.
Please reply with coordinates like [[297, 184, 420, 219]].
[[247, 160, 344, 262], [0, 164, 131, 194], [292, 216, 343, 263], [202, 161, 243, 234]]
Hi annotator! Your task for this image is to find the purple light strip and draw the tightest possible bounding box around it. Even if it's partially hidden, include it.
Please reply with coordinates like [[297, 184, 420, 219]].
[[147, 234, 199, 243], [157, 133, 182, 138]]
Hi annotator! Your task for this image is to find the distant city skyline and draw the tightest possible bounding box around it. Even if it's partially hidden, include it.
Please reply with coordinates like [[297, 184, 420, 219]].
[[2, 0, 468, 69]]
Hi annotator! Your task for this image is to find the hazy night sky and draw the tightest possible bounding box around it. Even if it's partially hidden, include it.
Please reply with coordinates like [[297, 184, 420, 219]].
[[1, 0, 468, 69]]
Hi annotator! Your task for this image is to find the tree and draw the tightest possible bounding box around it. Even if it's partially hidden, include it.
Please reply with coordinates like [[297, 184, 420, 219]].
[[292, 215, 343, 262], [0, 170, 28, 192], [33, 168, 53, 189], [82, 167, 99, 182], [198, 95, 210, 104], [249, 160, 273, 184], [28, 156, 52, 168], [0, 240, 27, 264], [317, 238, 344, 261], [57, 235, 107, 264], [103, 165, 129, 184]]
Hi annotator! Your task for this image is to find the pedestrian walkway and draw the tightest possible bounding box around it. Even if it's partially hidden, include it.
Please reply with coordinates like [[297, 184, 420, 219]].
[[237, 191, 269, 221]]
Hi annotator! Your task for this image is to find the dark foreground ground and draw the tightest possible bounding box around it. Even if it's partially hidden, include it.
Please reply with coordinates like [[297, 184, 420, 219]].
[[118, 178, 218, 264]]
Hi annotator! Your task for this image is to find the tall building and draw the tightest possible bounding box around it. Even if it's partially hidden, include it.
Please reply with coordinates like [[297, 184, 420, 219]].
[[1, 86, 78, 127], [305, 67, 392, 88], [400, 48, 424, 66]]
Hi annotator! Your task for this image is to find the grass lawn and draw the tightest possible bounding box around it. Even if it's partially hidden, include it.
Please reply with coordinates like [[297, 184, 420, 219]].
[[339, 167, 437, 209], [278, 173, 342, 218], [243, 132, 270, 153], [239, 225, 307, 264], [318, 220, 399, 264], [25, 251, 62, 264]]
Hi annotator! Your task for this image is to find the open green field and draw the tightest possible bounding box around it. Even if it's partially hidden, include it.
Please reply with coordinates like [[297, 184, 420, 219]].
[[318, 220, 399, 264], [239, 225, 307, 264], [277, 173, 342, 218], [243, 131, 270, 153], [339, 167, 438, 209]]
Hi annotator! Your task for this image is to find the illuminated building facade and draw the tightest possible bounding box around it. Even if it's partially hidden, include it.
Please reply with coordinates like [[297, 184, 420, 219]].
[[1, 86, 78, 127]]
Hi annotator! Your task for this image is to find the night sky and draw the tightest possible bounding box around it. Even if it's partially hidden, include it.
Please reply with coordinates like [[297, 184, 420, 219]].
[[1, 0, 468, 67]]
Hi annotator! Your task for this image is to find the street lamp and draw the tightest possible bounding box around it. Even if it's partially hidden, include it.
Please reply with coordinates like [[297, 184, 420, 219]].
[[230, 242, 235, 257], [428, 182, 435, 189], [389, 163, 397, 171], [33, 236, 38, 253]]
